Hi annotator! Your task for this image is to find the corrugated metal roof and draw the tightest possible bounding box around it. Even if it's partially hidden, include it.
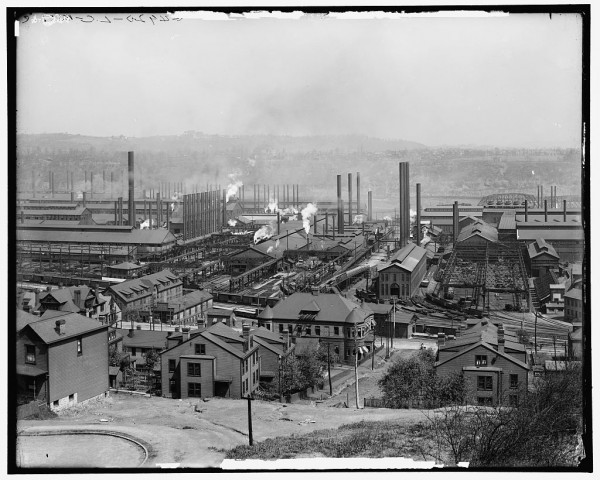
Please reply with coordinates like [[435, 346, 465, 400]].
[[17, 228, 176, 245], [380, 243, 427, 273], [109, 270, 181, 299], [457, 220, 498, 243], [517, 229, 584, 241]]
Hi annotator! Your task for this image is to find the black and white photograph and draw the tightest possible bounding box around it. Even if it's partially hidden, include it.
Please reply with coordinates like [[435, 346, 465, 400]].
[[9, 3, 591, 473]]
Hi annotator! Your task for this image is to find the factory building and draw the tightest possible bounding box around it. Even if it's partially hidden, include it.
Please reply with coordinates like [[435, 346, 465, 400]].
[[18, 207, 94, 225], [527, 238, 560, 277], [377, 243, 428, 301]]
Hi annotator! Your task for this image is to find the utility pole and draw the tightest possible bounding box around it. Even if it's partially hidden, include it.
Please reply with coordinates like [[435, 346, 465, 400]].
[[534, 310, 538, 356], [354, 325, 360, 409], [244, 395, 254, 446], [278, 355, 283, 403], [391, 297, 397, 350], [327, 343, 332, 396], [371, 340, 375, 370], [553, 336, 558, 370]]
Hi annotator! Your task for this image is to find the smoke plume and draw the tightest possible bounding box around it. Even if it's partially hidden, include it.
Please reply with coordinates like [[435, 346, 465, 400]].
[[254, 223, 275, 244], [301, 203, 318, 235], [353, 214, 365, 224], [226, 176, 243, 202], [228, 219, 238, 227]]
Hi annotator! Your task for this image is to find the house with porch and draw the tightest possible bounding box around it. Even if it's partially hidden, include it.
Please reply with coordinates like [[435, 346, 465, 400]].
[[160, 323, 260, 399], [257, 291, 375, 366]]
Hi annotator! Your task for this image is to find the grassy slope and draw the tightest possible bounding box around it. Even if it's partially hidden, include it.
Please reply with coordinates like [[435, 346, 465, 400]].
[[225, 419, 441, 462]]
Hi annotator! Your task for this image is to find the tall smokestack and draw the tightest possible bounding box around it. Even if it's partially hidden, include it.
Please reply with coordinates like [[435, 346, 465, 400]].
[[222, 189, 227, 228], [325, 212, 328, 237], [563, 199, 567, 222], [541, 186, 544, 207], [525, 200, 528, 222], [544, 200, 548, 222], [70, 191, 75, 202], [90, 172, 94, 199], [368, 191, 372, 222], [399, 162, 411, 245], [416, 183, 421, 245], [118, 197, 123, 225], [128, 152, 135, 227], [114, 200, 118, 224], [356, 172, 361, 215], [453, 201, 459, 242], [82, 192, 87, 208], [277, 211, 281, 235], [348, 173, 353, 226], [337, 175, 344, 234]]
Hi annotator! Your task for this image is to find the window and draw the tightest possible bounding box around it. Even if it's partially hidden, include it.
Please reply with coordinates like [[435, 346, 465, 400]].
[[168, 359, 176, 373], [25, 345, 36, 364], [131, 347, 137, 357], [69, 394, 74, 402], [169, 380, 176, 393], [188, 383, 202, 397], [77, 337, 83, 355], [315, 326, 320, 336], [279, 323, 284, 333], [334, 326, 339, 336], [477, 376, 493, 391], [509, 374, 519, 389], [195, 344, 206, 355], [306, 326, 311, 336], [477, 396, 493, 406], [266, 324, 271, 331], [475, 355, 487, 366], [187, 363, 201, 377], [346, 349, 350, 357], [288, 324, 293, 333], [53, 400, 59, 407]]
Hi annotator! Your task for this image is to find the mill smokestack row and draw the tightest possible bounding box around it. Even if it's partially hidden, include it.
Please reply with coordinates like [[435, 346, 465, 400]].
[[222, 189, 227, 228], [348, 173, 353, 225], [416, 183, 421, 245], [525, 200, 529, 222], [128, 152, 135, 227], [356, 172, 361, 216], [337, 175, 344, 234], [452, 201, 459, 242], [398, 162, 410, 245]]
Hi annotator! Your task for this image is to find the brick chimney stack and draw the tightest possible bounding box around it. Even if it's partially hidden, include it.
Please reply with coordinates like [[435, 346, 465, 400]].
[[282, 331, 290, 351], [497, 324, 505, 354], [242, 323, 251, 351], [55, 319, 66, 335], [437, 332, 446, 348], [182, 327, 190, 343]]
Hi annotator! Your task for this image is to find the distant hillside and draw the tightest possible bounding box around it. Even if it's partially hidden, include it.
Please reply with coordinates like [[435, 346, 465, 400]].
[[16, 132, 427, 155]]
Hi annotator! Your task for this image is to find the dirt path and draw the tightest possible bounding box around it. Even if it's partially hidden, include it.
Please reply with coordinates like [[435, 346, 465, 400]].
[[17, 379, 429, 468]]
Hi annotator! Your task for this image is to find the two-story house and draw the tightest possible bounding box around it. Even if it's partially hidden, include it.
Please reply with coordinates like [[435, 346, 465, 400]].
[[160, 323, 260, 399], [435, 320, 529, 406], [257, 290, 375, 365], [16, 310, 109, 410]]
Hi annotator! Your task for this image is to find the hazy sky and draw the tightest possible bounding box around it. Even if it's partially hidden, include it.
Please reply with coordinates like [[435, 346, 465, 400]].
[[16, 11, 582, 148]]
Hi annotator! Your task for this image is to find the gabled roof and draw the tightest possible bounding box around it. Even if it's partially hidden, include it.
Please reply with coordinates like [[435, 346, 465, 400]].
[[253, 336, 286, 356], [258, 305, 274, 320], [564, 288, 582, 301], [205, 322, 243, 343], [267, 292, 373, 324], [527, 238, 559, 260], [435, 340, 529, 370], [116, 329, 169, 349], [380, 243, 428, 273], [439, 320, 524, 353], [251, 326, 285, 343], [168, 289, 212, 312], [26, 312, 107, 345], [362, 303, 394, 315], [457, 220, 498, 244], [17, 310, 41, 332], [109, 270, 180, 300]]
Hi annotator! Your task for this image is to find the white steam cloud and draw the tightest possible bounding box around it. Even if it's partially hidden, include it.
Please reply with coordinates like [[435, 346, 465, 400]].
[[353, 214, 365, 225], [266, 246, 274, 254], [383, 216, 392, 221], [226, 176, 243, 202], [301, 203, 318, 235], [265, 198, 279, 213], [254, 223, 275, 244], [228, 219, 238, 227]]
